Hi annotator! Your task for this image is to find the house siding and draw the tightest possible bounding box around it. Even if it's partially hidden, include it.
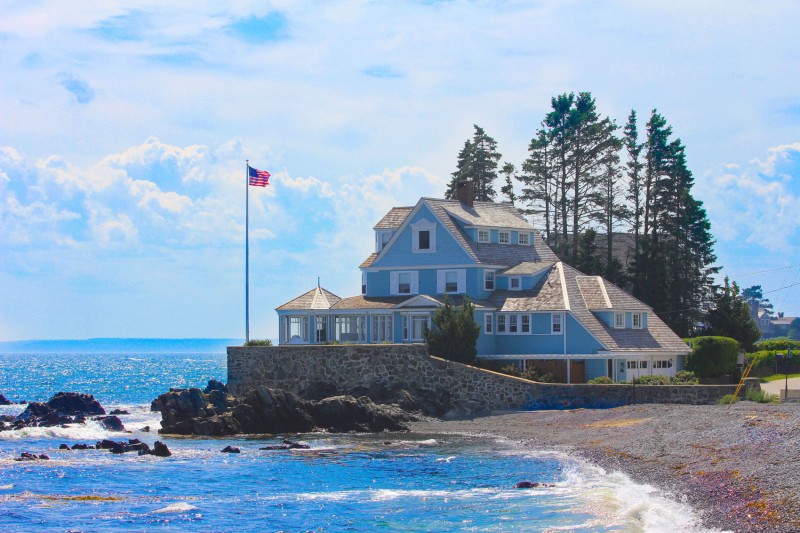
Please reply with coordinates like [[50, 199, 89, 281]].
[[584, 358, 609, 381]]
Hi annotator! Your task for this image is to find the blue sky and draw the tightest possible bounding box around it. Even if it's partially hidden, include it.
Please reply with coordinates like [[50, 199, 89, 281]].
[[1, 1, 799, 341]]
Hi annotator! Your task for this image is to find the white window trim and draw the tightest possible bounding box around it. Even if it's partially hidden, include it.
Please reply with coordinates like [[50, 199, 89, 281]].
[[632, 312, 642, 329], [375, 230, 393, 252], [285, 315, 310, 343], [371, 314, 393, 343], [484, 269, 495, 291], [499, 231, 510, 244], [496, 313, 531, 335], [484, 313, 493, 334], [361, 272, 367, 295], [614, 312, 625, 329], [477, 229, 490, 243], [518, 232, 529, 245], [391, 271, 419, 295], [551, 313, 563, 335], [437, 269, 466, 294], [509, 276, 522, 291], [411, 219, 436, 253], [403, 313, 430, 342]]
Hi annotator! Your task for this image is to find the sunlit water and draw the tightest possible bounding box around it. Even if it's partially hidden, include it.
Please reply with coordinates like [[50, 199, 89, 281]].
[[0, 352, 723, 532]]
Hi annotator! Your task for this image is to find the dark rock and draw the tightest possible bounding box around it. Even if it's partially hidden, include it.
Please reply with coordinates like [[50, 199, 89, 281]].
[[260, 439, 310, 451], [47, 392, 105, 416], [221, 445, 240, 453], [97, 439, 117, 450], [207, 390, 229, 411], [20, 400, 27, 404], [515, 481, 539, 489], [15, 452, 48, 461], [110, 409, 129, 415], [0, 393, 11, 405], [94, 415, 125, 431], [203, 379, 227, 395], [72, 443, 90, 450], [151, 441, 171, 457], [141, 425, 151, 432], [158, 385, 415, 437], [74, 415, 86, 424], [1, 414, 14, 423], [59, 444, 70, 450], [150, 398, 161, 412]]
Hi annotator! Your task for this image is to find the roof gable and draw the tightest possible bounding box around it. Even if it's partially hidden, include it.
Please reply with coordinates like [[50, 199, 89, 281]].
[[276, 286, 342, 311]]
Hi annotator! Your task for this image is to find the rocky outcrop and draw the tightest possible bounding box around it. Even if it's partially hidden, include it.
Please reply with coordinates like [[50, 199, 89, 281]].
[[203, 379, 227, 394], [158, 385, 415, 437], [15, 452, 49, 461], [1, 392, 108, 432], [0, 393, 11, 405]]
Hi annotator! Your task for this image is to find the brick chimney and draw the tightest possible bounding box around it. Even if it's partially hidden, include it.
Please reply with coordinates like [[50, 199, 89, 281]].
[[457, 180, 474, 207]]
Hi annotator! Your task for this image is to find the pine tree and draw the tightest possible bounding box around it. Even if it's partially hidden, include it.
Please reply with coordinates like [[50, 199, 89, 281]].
[[544, 93, 575, 255], [519, 129, 557, 244], [499, 162, 517, 204], [424, 296, 481, 364], [444, 125, 501, 202], [624, 110, 644, 292], [704, 277, 761, 351]]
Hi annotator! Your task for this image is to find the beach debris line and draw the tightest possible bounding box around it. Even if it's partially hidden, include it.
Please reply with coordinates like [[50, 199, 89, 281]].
[[157, 382, 416, 436]]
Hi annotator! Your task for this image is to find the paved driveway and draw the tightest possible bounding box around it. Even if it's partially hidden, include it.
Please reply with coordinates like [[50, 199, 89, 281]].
[[760, 376, 800, 398]]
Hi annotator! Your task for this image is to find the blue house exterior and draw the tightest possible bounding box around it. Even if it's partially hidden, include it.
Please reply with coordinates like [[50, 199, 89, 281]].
[[276, 183, 690, 383]]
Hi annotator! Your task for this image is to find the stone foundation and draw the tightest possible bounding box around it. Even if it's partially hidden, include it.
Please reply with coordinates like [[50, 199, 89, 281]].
[[228, 345, 749, 415]]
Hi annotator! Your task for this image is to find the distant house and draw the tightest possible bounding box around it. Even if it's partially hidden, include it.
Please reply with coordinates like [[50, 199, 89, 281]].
[[750, 303, 797, 339], [276, 181, 691, 383]]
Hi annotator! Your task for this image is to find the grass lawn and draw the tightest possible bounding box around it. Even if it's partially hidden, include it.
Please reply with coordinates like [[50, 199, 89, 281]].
[[761, 373, 800, 382]]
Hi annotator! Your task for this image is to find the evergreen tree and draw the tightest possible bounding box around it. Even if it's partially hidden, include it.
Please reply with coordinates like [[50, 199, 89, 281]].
[[595, 149, 630, 285], [624, 109, 644, 292], [519, 129, 557, 244], [424, 296, 481, 364], [742, 286, 773, 317], [544, 93, 575, 255], [444, 125, 501, 202], [704, 277, 761, 351], [499, 162, 517, 204]]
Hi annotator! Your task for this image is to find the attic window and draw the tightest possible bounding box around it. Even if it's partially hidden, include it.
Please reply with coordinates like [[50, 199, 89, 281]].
[[509, 276, 521, 290], [412, 219, 436, 253], [478, 230, 489, 243], [518, 233, 529, 245], [614, 312, 625, 329], [499, 231, 510, 244], [632, 312, 642, 329]]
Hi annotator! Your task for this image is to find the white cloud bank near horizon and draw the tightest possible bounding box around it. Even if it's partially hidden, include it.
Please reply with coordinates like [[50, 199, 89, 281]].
[[1, 1, 799, 340]]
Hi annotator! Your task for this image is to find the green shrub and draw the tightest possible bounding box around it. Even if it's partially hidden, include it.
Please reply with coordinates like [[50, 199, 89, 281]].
[[634, 375, 671, 385], [744, 388, 778, 403], [498, 364, 521, 377], [588, 376, 613, 384], [754, 339, 800, 353], [425, 297, 480, 364], [717, 394, 738, 405], [244, 339, 273, 346], [686, 336, 739, 378], [672, 371, 699, 384], [521, 369, 556, 383]]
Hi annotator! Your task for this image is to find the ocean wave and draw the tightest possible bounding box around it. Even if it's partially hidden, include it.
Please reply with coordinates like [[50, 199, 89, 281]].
[[152, 502, 198, 514]]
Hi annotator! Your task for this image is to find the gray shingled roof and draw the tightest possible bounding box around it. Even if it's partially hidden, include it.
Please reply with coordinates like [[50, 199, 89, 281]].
[[331, 295, 409, 310], [276, 286, 341, 311], [373, 207, 413, 229], [498, 261, 554, 276], [437, 200, 532, 229], [576, 276, 610, 309]]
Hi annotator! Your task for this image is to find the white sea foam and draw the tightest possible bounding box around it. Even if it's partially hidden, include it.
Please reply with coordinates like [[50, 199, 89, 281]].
[[152, 502, 198, 513], [416, 439, 437, 445], [0, 419, 127, 441], [435, 456, 457, 462]]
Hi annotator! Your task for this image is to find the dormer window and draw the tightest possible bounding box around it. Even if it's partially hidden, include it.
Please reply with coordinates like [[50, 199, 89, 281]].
[[376, 231, 392, 252], [518, 233, 529, 245], [614, 312, 625, 329], [361, 272, 367, 295], [478, 230, 489, 243], [509, 276, 521, 290], [412, 219, 436, 253], [632, 312, 642, 329], [499, 231, 510, 244]]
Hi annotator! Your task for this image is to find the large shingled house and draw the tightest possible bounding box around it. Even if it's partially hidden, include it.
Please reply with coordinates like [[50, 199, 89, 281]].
[[276, 181, 690, 383]]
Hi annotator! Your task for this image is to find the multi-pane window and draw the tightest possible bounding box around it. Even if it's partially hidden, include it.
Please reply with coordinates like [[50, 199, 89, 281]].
[[518, 232, 529, 245], [478, 230, 489, 243], [614, 312, 625, 329], [403, 315, 429, 341], [361, 272, 367, 295], [398, 272, 411, 294], [371, 315, 393, 342], [315, 316, 327, 343], [484, 314, 493, 334], [334, 315, 366, 342], [497, 314, 506, 333], [445, 271, 458, 293], [286, 316, 309, 342], [654, 360, 673, 369], [495, 314, 531, 335], [499, 231, 510, 244], [509, 315, 518, 333], [509, 277, 521, 290], [484, 270, 495, 291], [632, 313, 642, 329], [521, 315, 530, 333], [551, 313, 562, 334]]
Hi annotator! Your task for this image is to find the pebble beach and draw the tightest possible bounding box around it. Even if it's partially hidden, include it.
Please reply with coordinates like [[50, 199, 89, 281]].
[[411, 402, 800, 533]]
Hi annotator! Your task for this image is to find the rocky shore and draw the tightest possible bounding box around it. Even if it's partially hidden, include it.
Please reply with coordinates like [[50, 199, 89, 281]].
[[411, 403, 800, 533]]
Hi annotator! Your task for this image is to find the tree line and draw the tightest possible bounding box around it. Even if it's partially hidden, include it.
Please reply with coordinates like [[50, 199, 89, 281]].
[[445, 92, 719, 337]]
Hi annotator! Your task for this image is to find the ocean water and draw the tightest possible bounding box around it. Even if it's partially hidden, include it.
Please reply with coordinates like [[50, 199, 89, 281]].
[[0, 351, 720, 532]]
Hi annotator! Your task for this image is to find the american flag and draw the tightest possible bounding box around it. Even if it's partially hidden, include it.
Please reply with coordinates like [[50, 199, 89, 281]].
[[248, 165, 270, 187]]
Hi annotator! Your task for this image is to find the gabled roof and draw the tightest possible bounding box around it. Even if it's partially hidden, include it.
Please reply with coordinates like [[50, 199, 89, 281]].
[[276, 286, 341, 311], [368, 197, 559, 270], [373, 207, 413, 229], [490, 262, 689, 354]]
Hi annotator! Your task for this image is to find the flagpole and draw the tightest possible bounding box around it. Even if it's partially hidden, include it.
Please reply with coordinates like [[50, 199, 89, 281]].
[[245, 160, 250, 345]]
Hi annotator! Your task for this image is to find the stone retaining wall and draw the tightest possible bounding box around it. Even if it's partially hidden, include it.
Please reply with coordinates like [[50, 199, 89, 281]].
[[228, 345, 749, 415]]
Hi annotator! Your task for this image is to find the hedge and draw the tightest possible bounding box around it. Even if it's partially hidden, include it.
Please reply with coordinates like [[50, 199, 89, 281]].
[[686, 336, 739, 378], [754, 339, 800, 352]]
